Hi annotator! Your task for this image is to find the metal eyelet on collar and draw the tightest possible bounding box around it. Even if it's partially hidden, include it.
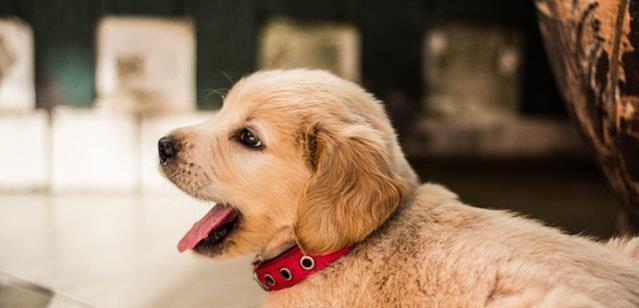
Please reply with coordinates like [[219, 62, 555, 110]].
[[279, 267, 292, 281], [253, 272, 270, 291], [299, 256, 315, 270], [264, 274, 276, 286]]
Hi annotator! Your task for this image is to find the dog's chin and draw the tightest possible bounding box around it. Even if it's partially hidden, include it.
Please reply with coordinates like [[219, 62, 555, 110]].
[[160, 166, 249, 258], [192, 216, 240, 258], [185, 203, 244, 258]]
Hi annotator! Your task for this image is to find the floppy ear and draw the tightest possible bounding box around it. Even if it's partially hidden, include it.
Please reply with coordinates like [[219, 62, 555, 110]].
[[295, 123, 407, 254]]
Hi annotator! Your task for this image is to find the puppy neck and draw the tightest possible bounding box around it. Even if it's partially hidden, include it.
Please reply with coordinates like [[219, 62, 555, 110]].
[[259, 227, 296, 261]]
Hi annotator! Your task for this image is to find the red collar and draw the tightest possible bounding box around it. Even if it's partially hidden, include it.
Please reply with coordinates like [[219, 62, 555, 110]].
[[252, 245, 354, 291]]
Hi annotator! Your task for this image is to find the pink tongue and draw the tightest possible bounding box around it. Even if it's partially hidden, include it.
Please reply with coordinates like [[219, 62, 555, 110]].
[[177, 204, 236, 253]]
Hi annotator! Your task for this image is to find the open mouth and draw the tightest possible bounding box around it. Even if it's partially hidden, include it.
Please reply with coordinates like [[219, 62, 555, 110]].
[[177, 204, 240, 253]]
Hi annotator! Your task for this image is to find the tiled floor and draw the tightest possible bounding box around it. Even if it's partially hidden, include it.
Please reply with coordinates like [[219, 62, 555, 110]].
[[0, 190, 263, 307]]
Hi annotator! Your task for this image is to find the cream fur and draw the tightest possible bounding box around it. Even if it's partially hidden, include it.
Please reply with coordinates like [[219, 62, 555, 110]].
[[265, 184, 639, 307], [161, 69, 639, 307]]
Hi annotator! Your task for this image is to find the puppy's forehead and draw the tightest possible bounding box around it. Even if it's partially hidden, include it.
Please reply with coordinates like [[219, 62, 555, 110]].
[[221, 75, 324, 125], [219, 70, 373, 133], [219, 91, 306, 129]]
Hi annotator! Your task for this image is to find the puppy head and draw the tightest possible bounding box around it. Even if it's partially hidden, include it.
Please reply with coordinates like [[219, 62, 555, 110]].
[[160, 69, 417, 259]]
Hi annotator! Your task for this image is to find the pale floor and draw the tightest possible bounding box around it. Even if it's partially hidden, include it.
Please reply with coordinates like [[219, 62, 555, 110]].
[[0, 192, 264, 308]]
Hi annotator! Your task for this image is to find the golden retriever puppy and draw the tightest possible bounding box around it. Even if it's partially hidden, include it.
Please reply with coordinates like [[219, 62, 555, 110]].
[[159, 69, 639, 307]]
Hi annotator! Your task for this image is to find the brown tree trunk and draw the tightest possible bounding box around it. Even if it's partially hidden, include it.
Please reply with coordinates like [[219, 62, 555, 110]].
[[534, 0, 639, 234]]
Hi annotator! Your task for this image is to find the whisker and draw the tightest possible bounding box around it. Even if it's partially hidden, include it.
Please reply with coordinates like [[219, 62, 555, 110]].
[[221, 71, 235, 86], [203, 88, 229, 104]]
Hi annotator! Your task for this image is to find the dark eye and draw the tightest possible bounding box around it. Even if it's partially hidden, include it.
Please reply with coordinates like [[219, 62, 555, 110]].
[[238, 128, 263, 148]]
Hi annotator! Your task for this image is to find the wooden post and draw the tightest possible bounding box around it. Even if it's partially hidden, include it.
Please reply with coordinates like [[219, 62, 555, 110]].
[[534, 0, 639, 233]]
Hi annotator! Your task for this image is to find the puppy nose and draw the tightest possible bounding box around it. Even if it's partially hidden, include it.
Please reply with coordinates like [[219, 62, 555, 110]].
[[158, 136, 179, 163]]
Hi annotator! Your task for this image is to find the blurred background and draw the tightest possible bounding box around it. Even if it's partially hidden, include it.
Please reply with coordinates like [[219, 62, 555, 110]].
[[0, 1, 622, 307]]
